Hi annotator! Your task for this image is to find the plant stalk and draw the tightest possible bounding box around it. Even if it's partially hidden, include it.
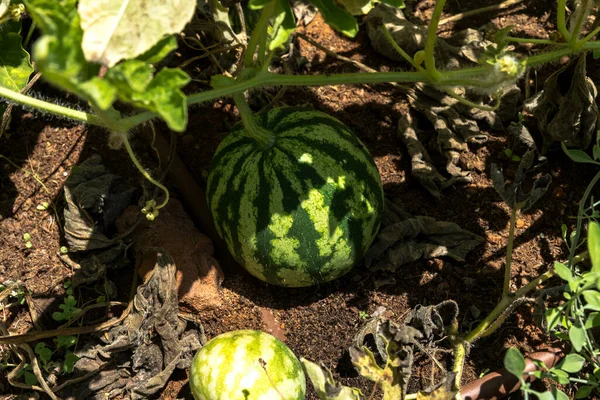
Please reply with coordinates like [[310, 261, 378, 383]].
[[503, 206, 518, 295], [244, 1, 275, 68], [424, 0, 445, 80], [233, 92, 276, 149]]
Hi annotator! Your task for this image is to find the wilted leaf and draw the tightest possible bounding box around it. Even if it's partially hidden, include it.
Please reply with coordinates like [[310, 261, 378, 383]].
[[524, 55, 598, 150], [301, 358, 362, 400], [0, 25, 33, 91], [491, 149, 552, 210], [416, 372, 457, 400], [78, 0, 195, 67]]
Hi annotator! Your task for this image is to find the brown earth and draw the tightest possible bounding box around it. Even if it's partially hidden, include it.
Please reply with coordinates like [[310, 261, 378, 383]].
[[0, 0, 597, 399]]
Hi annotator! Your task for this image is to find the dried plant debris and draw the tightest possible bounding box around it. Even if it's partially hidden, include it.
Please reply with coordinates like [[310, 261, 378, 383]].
[[62, 155, 137, 287], [349, 304, 458, 400], [491, 149, 552, 211], [366, 4, 487, 70], [398, 85, 520, 198], [61, 251, 203, 400], [301, 359, 363, 400], [64, 155, 137, 252], [364, 200, 484, 272], [524, 54, 599, 151]]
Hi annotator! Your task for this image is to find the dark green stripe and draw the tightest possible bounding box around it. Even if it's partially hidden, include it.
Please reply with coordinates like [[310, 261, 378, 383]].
[[253, 157, 280, 284], [284, 136, 383, 209]]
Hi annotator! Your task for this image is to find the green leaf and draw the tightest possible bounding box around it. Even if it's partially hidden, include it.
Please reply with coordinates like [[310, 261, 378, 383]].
[[78, 77, 117, 111], [558, 353, 585, 373], [554, 262, 573, 282], [562, 142, 599, 165], [300, 358, 362, 400], [338, 0, 377, 15], [589, 221, 600, 273], [24, 370, 38, 385], [63, 350, 79, 373], [55, 335, 77, 350], [25, 0, 102, 99], [379, 0, 405, 8], [136, 35, 178, 65], [211, 74, 236, 89], [535, 391, 556, 400], [34, 342, 52, 364], [550, 367, 569, 384], [52, 295, 82, 321], [106, 62, 190, 131], [248, 0, 271, 10], [569, 323, 586, 352], [269, 0, 296, 50], [0, 26, 33, 92], [583, 290, 600, 311], [554, 389, 569, 400], [593, 144, 600, 161], [585, 312, 600, 329], [503, 348, 525, 379], [77, 0, 195, 67], [576, 386, 594, 399], [546, 307, 563, 331], [309, 0, 358, 37]]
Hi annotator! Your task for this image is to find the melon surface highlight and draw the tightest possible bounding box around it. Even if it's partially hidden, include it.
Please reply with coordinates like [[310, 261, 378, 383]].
[[207, 107, 384, 287], [189, 330, 306, 400]]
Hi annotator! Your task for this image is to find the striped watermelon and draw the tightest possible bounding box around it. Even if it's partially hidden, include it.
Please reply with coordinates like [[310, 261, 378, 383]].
[[207, 107, 384, 287], [189, 330, 306, 400]]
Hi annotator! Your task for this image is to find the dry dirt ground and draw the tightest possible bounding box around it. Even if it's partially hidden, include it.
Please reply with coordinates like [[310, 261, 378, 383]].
[[1, 0, 597, 398]]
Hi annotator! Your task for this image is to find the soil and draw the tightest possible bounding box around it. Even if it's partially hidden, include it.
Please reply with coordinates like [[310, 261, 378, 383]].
[[0, 0, 597, 399]]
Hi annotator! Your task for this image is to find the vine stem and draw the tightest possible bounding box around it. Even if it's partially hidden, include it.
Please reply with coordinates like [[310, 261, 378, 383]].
[[244, 1, 275, 68], [3, 41, 600, 131], [557, 0, 572, 42], [0, 85, 104, 126], [232, 92, 276, 149], [424, 0, 445, 80], [452, 269, 555, 396], [503, 206, 518, 295], [121, 133, 170, 211]]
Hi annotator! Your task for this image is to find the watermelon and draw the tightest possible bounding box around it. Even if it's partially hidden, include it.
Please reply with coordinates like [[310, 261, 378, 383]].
[[207, 107, 384, 287], [189, 330, 306, 400]]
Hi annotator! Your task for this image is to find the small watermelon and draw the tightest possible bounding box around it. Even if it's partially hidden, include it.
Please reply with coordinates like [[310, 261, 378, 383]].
[[189, 330, 306, 400], [207, 107, 384, 287]]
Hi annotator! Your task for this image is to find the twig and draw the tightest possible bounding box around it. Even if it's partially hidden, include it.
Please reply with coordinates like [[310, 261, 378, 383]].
[[57, 301, 128, 330], [0, 270, 137, 346], [438, 0, 522, 26]]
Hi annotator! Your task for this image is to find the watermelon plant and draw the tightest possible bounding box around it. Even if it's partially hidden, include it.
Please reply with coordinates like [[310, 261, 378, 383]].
[[189, 330, 306, 400], [2, 0, 600, 398], [206, 106, 384, 286]]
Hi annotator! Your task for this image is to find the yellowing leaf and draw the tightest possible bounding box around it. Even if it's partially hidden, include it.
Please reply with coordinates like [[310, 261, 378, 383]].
[[78, 0, 195, 67]]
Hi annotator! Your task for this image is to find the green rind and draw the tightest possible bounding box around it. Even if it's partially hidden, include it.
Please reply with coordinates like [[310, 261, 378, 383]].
[[189, 330, 306, 400], [207, 107, 384, 287]]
